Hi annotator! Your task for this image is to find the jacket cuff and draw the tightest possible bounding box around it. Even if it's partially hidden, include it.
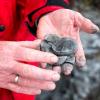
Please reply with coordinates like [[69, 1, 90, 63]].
[[27, 6, 63, 36], [32, 6, 63, 23]]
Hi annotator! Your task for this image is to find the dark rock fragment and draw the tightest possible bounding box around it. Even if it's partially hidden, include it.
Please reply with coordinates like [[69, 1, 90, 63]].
[[40, 34, 77, 72]]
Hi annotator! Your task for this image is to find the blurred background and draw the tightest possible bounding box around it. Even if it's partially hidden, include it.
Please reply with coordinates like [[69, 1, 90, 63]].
[[36, 0, 100, 100]]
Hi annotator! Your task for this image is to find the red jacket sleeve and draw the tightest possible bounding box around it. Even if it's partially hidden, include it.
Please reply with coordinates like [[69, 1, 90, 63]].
[[17, 0, 69, 15], [17, 0, 47, 16]]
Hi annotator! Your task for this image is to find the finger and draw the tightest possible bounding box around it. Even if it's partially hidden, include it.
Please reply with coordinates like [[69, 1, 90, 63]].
[[74, 12, 99, 33], [53, 66, 61, 74], [8, 83, 41, 95], [16, 77, 56, 91], [66, 18, 86, 67], [14, 47, 58, 64], [62, 63, 73, 75], [13, 62, 60, 81], [18, 39, 42, 49], [40, 63, 47, 68], [75, 33, 86, 67]]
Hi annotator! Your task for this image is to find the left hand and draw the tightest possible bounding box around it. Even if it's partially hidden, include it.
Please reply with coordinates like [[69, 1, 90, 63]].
[[37, 9, 99, 75]]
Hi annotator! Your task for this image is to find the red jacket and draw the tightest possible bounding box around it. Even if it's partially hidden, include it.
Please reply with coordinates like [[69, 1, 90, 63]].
[[0, 0, 69, 100]]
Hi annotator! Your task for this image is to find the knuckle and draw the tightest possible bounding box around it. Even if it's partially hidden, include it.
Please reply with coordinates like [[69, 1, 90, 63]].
[[40, 53, 51, 62], [24, 52, 32, 61], [13, 46, 22, 58], [14, 63, 31, 77], [21, 66, 28, 75], [11, 62, 22, 73], [23, 79, 32, 87]]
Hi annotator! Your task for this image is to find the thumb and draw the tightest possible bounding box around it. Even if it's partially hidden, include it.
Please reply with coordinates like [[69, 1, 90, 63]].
[[74, 12, 99, 33]]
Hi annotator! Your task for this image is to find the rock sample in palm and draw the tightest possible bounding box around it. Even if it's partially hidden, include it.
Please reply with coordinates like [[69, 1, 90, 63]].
[[40, 34, 77, 74]]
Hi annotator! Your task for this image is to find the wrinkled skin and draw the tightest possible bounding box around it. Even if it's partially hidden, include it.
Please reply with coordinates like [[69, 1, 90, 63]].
[[40, 34, 77, 75], [0, 40, 60, 95]]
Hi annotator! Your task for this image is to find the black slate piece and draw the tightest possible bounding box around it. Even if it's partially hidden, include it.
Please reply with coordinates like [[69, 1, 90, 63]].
[[40, 34, 77, 72]]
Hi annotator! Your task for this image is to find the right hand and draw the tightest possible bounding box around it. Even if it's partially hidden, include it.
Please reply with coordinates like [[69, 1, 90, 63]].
[[0, 40, 60, 95]]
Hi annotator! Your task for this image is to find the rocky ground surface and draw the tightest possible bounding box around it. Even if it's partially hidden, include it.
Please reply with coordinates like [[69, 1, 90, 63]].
[[36, 7, 100, 100]]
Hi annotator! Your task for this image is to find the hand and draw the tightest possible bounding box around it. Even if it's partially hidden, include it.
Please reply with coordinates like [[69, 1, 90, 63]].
[[37, 9, 99, 75], [0, 40, 60, 95]]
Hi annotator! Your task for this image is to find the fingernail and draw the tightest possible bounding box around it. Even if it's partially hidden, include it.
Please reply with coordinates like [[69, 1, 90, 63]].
[[91, 25, 100, 33], [51, 56, 58, 63], [64, 71, 71, 75], [49, 84, 56, 90], [52, 73, 60, 81], [91, 28, 99, 34]]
